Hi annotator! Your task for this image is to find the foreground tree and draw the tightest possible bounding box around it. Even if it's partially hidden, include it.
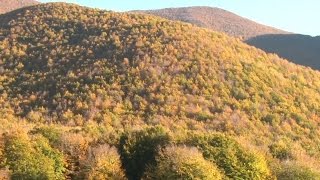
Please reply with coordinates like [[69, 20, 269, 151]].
[[143, 145, 222, 180]]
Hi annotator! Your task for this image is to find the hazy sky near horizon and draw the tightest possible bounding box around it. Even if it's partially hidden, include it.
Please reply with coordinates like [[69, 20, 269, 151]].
[[39, 0, 319, 36]]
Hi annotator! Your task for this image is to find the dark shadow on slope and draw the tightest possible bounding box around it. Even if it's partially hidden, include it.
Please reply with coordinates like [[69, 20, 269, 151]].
[[246, 34, 320, 70]]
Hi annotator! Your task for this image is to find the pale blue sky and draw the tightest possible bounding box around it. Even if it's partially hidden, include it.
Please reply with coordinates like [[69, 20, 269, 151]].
[[39, 0, 319, 36]]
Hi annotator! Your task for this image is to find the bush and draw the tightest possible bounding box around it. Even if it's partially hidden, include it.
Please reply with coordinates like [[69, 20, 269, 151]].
[[262, 113, 281, 126], [31, 125, 63, 146], [119, 126, 171, 180], [276, 162, 320, 180], [232, 88, 249, 100], [143, 145, 222, 180], [269, 141, 294, 160], [186, 133, 272, 180], [3, 131, 66, 180], [86, 145, 126, 180]]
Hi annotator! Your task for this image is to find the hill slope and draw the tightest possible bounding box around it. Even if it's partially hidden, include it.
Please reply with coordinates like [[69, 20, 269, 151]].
[[0, 0, 39, 14], [0, 3, 320, 179], [246, 34, 320, 70], [136, 6, 289, 40], [138, 7, 320, 70], [1, 3, 320, 127]]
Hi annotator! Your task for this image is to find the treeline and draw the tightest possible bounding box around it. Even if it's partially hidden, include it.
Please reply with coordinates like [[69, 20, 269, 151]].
[[2, 121, 319, 179]]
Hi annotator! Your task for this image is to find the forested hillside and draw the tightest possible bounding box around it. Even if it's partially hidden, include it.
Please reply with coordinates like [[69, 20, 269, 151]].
[[0, 3, 320, 179], [138, 7, 320, 71], [136, 7, 289, 40], [246, 34, 320, 70]]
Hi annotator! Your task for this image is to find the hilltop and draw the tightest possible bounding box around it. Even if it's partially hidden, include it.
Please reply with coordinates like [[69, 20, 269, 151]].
[[137, 7, 320, 70], [136, 6, 289, 40], [0, 3, 320, 179], [0, 0, 39, 14]]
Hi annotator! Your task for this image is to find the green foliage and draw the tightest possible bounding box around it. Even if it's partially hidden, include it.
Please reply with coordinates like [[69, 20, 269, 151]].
[[291, 113, 313, 129], [269, 140, 294, 160], [276, 162, 320, 180], [33, 135, 66, 179], [119, 126, 171, 180], [31, 126, 63, 146], [186, 133, 272, 180], [261, 113, 281, 126], [232, 87, 250, 100], [143, 145, 222, 180], [3, 131, 65, 180]]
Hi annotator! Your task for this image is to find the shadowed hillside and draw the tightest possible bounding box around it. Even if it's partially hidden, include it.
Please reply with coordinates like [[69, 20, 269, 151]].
[[0, 3, 320, 179], [0, 0, 39, 14], [246, 34, 320, 70], [135, 6, 290, 40]]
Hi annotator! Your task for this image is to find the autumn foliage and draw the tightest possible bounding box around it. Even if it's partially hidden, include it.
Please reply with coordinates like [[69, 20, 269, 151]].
[[0, 3, 320, 179]]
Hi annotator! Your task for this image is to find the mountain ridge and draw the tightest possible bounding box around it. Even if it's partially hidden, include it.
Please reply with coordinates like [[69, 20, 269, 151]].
[[137, 6, 320, 70], [134, 6, 291, 40], [0, 0, 39, 14], [246, 34, 320, 70]]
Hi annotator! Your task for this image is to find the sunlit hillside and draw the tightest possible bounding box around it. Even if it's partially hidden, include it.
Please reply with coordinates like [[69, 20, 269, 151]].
[[0, 3, 320, 179], [136, 6, 289, 40], [138, 7, 320, 71]]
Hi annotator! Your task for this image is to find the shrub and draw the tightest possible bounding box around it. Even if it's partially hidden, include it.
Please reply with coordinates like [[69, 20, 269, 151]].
[[269, 141, 294, 160], [143, 145, 222, 180], [119, 126, 171, 180], [31, 125, 63, 146], [291, 113, 313, 129], [186, 133, 272, 180], [3, 131, 66, 180], [276, 162, 320, 180], [86, 145, 126, 180], [262, 113, 281, 126], [232, 88, 249, 100]]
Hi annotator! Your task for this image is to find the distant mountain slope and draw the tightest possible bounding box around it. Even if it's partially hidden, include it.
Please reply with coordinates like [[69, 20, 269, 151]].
[[0, 0, 39, 14], [246, 34, 320, 70], [138, 7, 320, 70], [136, 6, 289, 40]]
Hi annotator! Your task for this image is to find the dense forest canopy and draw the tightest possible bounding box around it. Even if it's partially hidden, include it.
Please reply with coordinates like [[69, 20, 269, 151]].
[[0, 3, 320, 179]]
